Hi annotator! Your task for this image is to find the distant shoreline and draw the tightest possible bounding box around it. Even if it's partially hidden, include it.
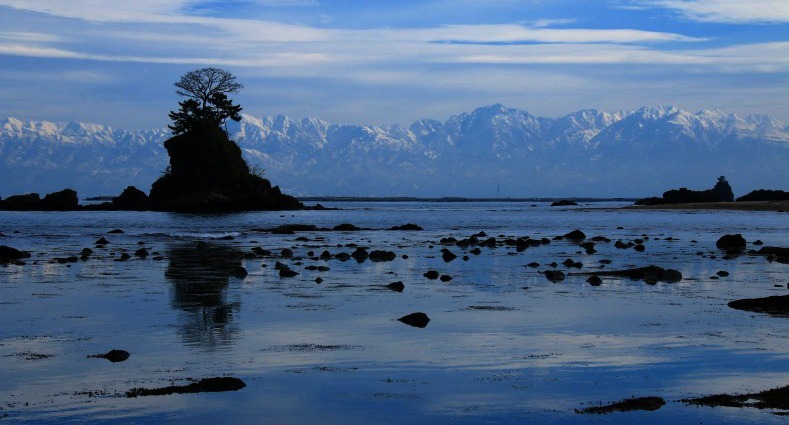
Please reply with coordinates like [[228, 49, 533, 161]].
[[296, 197, 637, 203], [623, 200, 789, 212]]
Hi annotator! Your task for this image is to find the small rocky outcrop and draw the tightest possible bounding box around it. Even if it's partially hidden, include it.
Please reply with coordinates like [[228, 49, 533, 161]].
[[736, 189, 789, 202], [126, 377, 246, 397], [577, 396, 665, 414], [716, 234, 746, 251], [0, 193, 41, 210], [88, 349, 130, 363], [635, 176, 734, 205], [728, 294, 789, 316], [551, 200, 578, 207], [398, 312, 430, 328], [0, 245, 31, 263], [40, 189, 79, 210], [113, 186, 150, 210], [149, 122, 301, 212], [576, 266, 682, 284]]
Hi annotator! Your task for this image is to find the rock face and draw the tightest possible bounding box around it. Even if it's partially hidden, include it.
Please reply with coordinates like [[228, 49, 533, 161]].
[[736, 189, 789, 202], [635, 176, 734, 205], [0, 193, 41, 210], [149, 122, 301, 211], [40, 189, 78, 210]]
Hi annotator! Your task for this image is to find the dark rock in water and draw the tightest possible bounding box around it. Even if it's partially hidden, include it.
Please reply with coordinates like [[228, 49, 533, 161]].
[[369, 250, 396, 262], [0, 193, 40, 210], [634, 244, 646, 252], [580, 241, 596, 254], [335, 252, 351, 261], [737, 189, 789, 202], [551, 200, 578, 207], [614, 240, 630, 249], [756, 246, 789, 257], [126, 377, 246, 397], [716, 270, 729, 277], [389, 224, 423, 231], [440, 275, 453, 282], [681, 385, 789, 410], [134, 248, 149, 258], [470, 248, 482, 255], [587, 275, 602, 286], [563, 230, 586, 240], [716, 234, 746, 251], [591, 236, 612, 243], [351, 248, 369, 262], [148, 122, 301, 212], [728, 294, 789, 316], [40, 189, 79, 211], [441, 249, 457, 263], [112, 186, 150, 210], [544, 270, 565, 283], [398, 312, 430, 328], [387, 281, 405, 292], [95, 237, 109, 245], [579, 266, 682, 284], [599, 259, 612, 264], [315, 277, 323, 284], [333, 223, 360, 231], [526, 262, 540, 268], [89, 349, 130, 363], [635, 176, 734, 205], [319, 250, 332, 260], [108, 229, 124, 234], [424, 270, 439, 280], [0, 246, 31, 263], [280, 248, 294, 258], [251, 247, 272, 257], [753, 239, 764, 246], [119, 253, 131, 261], [229, 266, 248, 279], [279, 268, 299, 278], [577, 396, 665, 414]]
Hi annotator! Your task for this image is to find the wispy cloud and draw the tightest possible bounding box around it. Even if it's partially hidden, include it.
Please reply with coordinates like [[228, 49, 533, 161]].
[[635, 0, 789, 23]]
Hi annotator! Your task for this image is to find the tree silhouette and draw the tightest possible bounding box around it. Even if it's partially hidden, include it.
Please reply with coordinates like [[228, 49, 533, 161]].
[[168, 68, 244, 134]]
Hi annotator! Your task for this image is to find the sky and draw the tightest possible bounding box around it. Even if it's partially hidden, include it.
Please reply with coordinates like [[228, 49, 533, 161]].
[[0, 0, 787, 129]]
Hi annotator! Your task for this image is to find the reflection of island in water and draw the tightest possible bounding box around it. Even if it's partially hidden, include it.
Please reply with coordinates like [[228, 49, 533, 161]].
[[165, 242, 243, 350]]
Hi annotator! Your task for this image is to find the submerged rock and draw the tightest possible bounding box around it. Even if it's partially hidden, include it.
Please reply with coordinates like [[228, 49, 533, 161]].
[[576, 266, 682, 284], [88, 349, 130, 363], [386, 281, 405, 292], [126, 377, 246, 397], [728, 294, 789, 316], [389, 224, 423, 231], [369, 250, 396, 262], [682, 385, 789, 410], [551, 200, 578, 207], [563, 230, 586, 240], [398, 312, 430, 328], [544, 270, 565, 283], [577, 396, 665, 414], [423, 270, 439, 280]]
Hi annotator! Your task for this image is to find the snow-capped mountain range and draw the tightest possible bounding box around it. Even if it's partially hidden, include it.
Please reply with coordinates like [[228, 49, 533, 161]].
[[1, 104, 787, 198]]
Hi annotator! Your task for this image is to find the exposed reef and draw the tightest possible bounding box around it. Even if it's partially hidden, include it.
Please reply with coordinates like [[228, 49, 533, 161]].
[[635, 176, 734, 206]]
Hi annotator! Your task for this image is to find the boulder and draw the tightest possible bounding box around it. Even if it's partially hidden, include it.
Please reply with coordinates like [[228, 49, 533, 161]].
[[369, 250, 396, 262], [386, 281, 405, 292], [441, 249, 457, 262], [423, 270, 439, 280], [0, 246, 31, 263], [389, 224, 423, 231], [716, 234, 747, 251], [398, 312, 430, 328], [563, 230, 586, 240], [728, 294, 789, 316], [544, 270, 565, 282]]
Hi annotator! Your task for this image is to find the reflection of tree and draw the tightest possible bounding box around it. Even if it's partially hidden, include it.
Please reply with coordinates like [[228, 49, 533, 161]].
[[165, 243, 243, 350]]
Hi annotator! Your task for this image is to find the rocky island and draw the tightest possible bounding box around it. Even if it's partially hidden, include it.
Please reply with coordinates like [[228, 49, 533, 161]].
[[0, 68, 302, 212]]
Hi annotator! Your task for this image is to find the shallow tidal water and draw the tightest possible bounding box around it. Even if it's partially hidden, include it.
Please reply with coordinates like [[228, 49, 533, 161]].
[[0, 201, 787, 424]]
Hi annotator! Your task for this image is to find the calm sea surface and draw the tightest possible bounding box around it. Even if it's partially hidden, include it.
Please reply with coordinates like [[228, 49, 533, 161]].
[[1, 202, 787, 424]]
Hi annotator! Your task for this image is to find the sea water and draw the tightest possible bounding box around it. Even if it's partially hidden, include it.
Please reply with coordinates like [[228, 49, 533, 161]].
[[0, 202, 787, 424]]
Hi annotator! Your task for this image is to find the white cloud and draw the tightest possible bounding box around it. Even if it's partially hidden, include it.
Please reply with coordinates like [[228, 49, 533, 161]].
[[640, 0, 789, 23]]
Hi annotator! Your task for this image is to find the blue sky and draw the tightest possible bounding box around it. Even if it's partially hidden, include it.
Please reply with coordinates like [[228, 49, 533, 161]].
[[0, 0, 787, 128]]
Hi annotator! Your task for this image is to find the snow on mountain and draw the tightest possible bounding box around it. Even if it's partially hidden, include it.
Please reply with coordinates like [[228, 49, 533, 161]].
[[1, 106, 786, 198]]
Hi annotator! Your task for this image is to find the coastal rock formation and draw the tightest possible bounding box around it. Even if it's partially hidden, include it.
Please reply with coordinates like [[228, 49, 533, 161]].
[[40, 189, 78, 210], [736, 189, 789, 202], [635, 176, 734, 205], [113, 186, 150, 210], [149, 122, 301, 211], [0, 245, 31, 263], [0, 193, 41, 210]]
